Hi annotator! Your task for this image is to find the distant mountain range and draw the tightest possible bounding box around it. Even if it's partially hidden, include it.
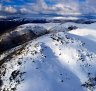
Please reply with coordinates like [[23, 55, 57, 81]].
[[0, 14, 96, 34]]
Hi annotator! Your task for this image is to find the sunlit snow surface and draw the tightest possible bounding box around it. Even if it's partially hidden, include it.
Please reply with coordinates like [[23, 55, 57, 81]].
[[1, 21, 96, 91]]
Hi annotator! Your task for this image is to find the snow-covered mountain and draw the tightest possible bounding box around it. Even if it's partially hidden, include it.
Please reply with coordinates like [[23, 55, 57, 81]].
[[0, 20, 96, 91]]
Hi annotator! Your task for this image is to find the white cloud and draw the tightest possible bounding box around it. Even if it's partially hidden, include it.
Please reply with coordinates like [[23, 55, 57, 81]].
[[0, 4, 3, 11], [4, 6, 17, 13], [0, 0, 96, 15], [20, 8, 31, 13], [53, 3, 80, 15], [0, 15, 6, 19], [32, 0, 81, 15], [81, 0, 96, 14], [20, 7, 39, 14]]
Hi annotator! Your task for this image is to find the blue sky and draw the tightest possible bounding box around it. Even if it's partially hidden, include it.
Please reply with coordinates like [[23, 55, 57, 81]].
[[1, 0, 85, 5], [0, 0, 96, 16]]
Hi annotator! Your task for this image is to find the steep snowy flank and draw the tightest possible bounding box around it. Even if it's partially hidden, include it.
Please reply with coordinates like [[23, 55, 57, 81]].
[[0, 22, 96, 91], [0, 24, 49, 53]]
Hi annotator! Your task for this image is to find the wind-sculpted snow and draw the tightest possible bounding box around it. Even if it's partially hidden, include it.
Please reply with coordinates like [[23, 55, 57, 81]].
[[0, 22, 96, 91]]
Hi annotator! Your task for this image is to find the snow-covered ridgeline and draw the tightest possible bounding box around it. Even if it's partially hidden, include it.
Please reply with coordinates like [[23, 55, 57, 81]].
[[0, 22, 96, 91]]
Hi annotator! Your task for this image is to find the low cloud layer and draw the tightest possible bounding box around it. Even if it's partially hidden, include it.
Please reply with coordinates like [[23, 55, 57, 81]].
[[0, 0, 96, 16]]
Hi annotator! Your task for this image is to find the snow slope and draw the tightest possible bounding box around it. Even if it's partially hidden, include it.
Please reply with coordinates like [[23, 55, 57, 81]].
[[0, 22, 96, 91], [64, 22, 96, 53]]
